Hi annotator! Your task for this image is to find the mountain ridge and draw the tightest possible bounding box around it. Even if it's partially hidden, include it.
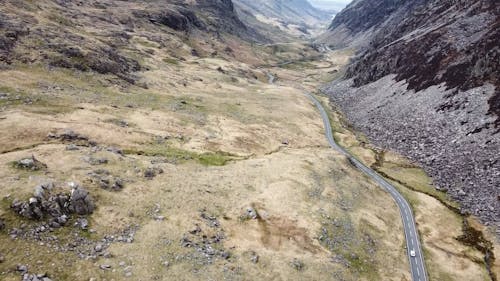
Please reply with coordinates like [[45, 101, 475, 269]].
[[234, 0, 332, 38], [322, 0, 500, 228]]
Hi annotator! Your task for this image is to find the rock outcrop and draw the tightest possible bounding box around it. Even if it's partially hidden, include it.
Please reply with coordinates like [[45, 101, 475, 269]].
[[0, 0, 264, 82], [323, 0, 499, 226]]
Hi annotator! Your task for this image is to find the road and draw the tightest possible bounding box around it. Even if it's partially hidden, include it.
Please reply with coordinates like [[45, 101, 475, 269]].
[[265, 70, 427, 280], [305, 92, 428, 281]]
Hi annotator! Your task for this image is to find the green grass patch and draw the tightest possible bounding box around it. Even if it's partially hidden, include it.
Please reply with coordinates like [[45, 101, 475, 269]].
[[124, 145, 235, 166], [198, 152, 233, 166], [376, 164, 459, 211], [281, 60, 316, 70], [133, 37, 160, 48], [163, 57, 180, 65], [47, 13, 75, 27]]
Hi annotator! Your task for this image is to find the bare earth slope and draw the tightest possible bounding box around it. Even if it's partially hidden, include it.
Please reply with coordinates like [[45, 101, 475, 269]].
[[323, 0, 499, 229]]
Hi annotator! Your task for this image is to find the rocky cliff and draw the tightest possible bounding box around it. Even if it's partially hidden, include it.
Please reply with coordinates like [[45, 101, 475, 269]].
[[323, 0, 500, 228]]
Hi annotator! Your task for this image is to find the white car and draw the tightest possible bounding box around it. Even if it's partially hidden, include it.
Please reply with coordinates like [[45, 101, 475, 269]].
[[410, 250, 416, 257]]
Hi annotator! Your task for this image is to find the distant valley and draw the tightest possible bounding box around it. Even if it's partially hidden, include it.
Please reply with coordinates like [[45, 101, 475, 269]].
[[0, 1, 498, 281]]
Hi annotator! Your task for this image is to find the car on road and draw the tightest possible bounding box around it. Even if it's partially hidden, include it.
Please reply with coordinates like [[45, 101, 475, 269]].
[[410, 250, 416, 257]]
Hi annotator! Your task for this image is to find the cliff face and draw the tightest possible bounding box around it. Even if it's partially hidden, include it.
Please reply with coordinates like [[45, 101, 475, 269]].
[[0, 0, 263, 81], [323, 0, 500, 226], [345, 0, 499, 122], [328, 0, 413, 34], [317, 0, 418, 47]]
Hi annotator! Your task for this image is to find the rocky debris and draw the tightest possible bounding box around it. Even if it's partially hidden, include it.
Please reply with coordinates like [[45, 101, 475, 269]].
[[99, 264, 112, 270], [33, 181, 54, 199], [111, 119, 129, 128], [82, 156, 109, 166], [317, 212, 377, 272], [106, 146, 124, 156], [290, 258, 305, 271], [245, 251, 259, 263], [144, 166, 164, 179], [325, 77, 500, 226], [179, 212, 230, 265], [17, 264, 28, 274], [13, 156, 47, 171], [94, 243, 104, 252], [147, 203, 166, 221], [216, 66, 225, 73], [12, 197, 56, 221], [48, 129, 89, 143], [68, 184, 95, 215], [21, 272, 53, 281], [11, 182, 94, 222], [200, 210, 220, 228], [75, 218, 89, 230], [0, 218, 5, 231], [65, 144, 80, 151], [88, 169, 124, 191], [330, 255, 351, 268], [340, 1, 499, 108], [153, 215, 165, 221], [242, 206, 258, 220], [324, 0, 500, 216], [11, 180, 94, 222]]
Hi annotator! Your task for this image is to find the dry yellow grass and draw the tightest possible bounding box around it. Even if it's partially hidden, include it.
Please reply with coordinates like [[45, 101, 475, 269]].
[[0, 35, 496, 281], [0, 42, 409, 281]]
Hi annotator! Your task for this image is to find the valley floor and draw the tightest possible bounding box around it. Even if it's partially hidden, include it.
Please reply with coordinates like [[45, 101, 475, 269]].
[[0, 41, 497, 281]]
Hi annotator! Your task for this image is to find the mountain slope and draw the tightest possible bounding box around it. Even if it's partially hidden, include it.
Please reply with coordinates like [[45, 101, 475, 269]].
[[0, 0, 266, 83], [317, 0, 418, 47], [323, 0, 500, 228], [234, 0, 332, 38], [308, 0, 347, 13]]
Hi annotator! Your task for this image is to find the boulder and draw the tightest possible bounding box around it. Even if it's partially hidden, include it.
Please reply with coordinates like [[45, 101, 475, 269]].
[[144, 167, 164, 179], [68, 185, 95, 215], [11, 198, 44, 220], [14, 156, 47, 171]]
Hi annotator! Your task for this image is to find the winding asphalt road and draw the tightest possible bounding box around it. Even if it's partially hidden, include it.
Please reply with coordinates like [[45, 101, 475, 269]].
[[266, 69, 427, 280], [305, 92, 428, 281]]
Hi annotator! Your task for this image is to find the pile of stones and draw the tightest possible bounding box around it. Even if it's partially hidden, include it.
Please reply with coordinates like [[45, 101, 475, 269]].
[[11, 182, 95, 225]]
